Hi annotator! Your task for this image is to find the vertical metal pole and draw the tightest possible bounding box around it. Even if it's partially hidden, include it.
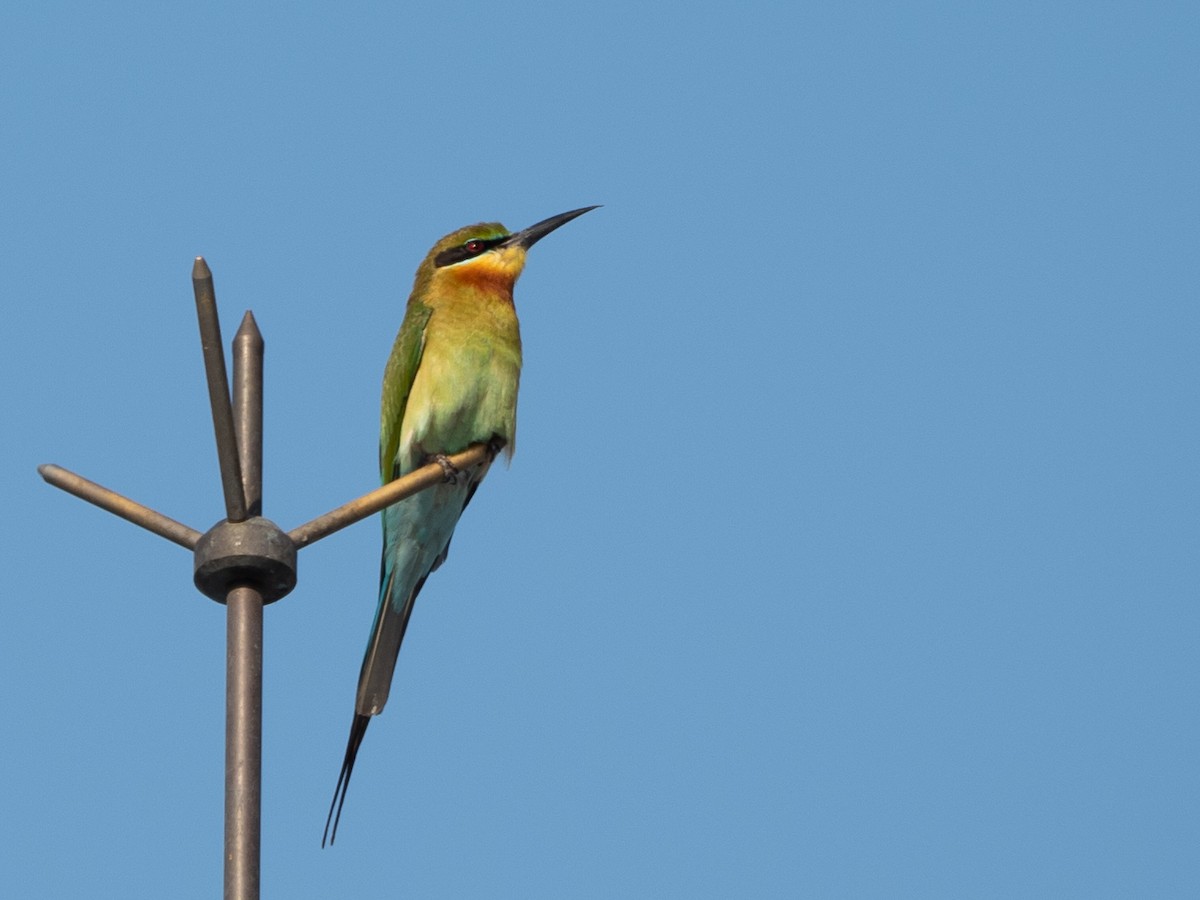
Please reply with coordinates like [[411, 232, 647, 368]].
[[225, 585, 263, 900], [225, 312, 265, 900]]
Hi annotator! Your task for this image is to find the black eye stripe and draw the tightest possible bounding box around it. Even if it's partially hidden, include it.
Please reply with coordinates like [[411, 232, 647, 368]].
[[434, 236, 508, 268]]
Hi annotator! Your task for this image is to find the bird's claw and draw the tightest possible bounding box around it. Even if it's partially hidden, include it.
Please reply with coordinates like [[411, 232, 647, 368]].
[[486, 436, 507, 461], [433, 454, 460, 484]]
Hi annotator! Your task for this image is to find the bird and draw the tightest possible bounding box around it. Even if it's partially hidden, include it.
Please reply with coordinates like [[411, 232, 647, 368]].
[[323, 206, 598, 846]]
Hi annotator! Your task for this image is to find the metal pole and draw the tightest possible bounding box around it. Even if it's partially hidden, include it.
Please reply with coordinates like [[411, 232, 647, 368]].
[[224, 312, 265, 900], [224, 584, 263, 900]]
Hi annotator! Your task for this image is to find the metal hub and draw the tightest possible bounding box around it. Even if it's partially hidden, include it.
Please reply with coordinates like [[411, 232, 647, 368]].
[[193, 517, 297, 603]]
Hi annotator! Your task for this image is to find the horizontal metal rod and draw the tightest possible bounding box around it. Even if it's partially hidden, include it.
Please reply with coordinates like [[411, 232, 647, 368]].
[[287, 443, 490, 549], [37, 464, 202, 550]]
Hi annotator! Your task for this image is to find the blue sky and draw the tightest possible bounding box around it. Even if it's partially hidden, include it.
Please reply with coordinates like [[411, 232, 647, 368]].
[[3, 2, 1196, 897]]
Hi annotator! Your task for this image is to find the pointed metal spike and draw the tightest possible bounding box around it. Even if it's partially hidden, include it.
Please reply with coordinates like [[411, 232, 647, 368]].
[[233, 310, 264, 517], [192, 258, 247, 522]]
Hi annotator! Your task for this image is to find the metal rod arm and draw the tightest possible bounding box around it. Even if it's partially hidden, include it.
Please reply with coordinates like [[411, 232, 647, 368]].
[[37, 464, 202, 549], [193, 257, 248, 523], [287, 442, 491, 549]]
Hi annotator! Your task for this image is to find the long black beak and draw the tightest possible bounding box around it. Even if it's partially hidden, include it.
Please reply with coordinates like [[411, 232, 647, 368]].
[[507, 206, 600, 250]]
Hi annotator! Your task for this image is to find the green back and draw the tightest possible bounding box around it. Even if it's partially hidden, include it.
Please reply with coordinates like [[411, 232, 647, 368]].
[[379, 298, 432, 482]]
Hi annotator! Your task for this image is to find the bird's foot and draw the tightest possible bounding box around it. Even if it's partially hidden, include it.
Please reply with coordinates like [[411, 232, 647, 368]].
[[432, 453, 460, 484], [486, 436, 507, 461]]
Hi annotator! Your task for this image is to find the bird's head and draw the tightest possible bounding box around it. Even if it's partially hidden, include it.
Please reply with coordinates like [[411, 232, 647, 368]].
[[414, 206, 599, 296]]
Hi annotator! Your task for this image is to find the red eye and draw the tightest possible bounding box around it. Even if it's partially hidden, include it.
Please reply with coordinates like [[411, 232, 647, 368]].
[[464, 240, 483, 253]]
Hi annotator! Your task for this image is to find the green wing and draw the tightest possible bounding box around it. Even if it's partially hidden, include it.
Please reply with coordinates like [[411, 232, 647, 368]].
[[379, 299, 432, 483]]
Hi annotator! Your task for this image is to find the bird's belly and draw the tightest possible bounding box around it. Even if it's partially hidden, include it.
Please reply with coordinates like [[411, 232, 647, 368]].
[[398, 349, 519, 470]]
